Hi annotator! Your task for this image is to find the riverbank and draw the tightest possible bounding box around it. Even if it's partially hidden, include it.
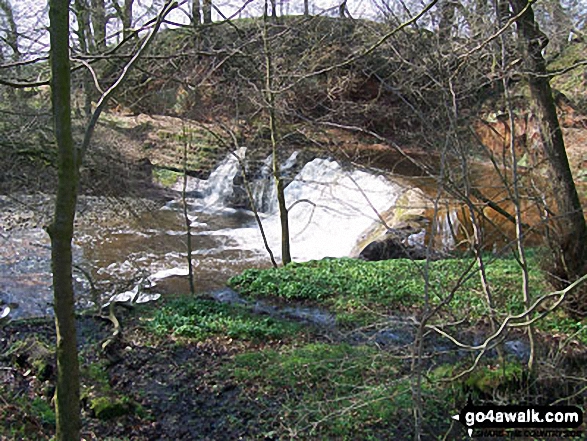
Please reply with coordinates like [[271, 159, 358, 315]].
[[0, 194, 167, 233], [2, 255, 586, 440]]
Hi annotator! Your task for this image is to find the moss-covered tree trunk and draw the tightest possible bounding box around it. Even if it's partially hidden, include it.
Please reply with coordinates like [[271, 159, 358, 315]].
[[47, 0, 82, 440], [509, 0, 587, 289]]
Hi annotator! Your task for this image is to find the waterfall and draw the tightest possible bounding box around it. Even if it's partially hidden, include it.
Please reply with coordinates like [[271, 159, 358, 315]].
[[202, 147, 246, 207], [436, 209, 459, 251], [196, 155, 404, 261], [250, 155, 276, 213], [189, 151, 415, 261], [251, 151, 300, 213], [280, 158, 404, 259]]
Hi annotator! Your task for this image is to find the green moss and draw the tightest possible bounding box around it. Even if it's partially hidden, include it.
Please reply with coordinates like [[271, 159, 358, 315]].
[[90, 396, 133, 420], [465, 363, 525, 395], [153, 168, 180, 187]]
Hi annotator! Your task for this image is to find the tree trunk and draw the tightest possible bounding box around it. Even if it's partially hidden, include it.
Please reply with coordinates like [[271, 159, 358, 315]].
[[203, 0, 212, 24], [270, 0, 277, 20], [113, 0, 134, 39], [192, 0, 201, 26], [73, 0, 93, 118], [438, 0, 456, 40], [263, 2, 291, 265], [90, 0, 106, 49], [48, 1, 82, 440], [339, 0, 346, 18], [123, 0, 133, 38], [509, 0, 587, 287], [303, 0, 309, 16]]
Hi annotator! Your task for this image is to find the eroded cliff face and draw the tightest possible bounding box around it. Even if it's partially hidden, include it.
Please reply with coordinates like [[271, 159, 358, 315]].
[[349, 103, 587, 260], [472, 103, 586, 195]]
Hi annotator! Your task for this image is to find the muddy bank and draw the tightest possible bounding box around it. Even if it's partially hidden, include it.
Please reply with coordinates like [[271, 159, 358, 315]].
[[0, 194, 168, 233], [0, 310, 303, 440]]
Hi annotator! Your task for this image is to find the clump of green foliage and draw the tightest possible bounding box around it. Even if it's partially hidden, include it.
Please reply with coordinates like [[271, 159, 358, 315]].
[[229, 343, 412, 438], [549, 41, 587, 111], [90, 396, 134, 420], [0, 395, 55, 438], [153, 167, 180, 187], [227, 342, 472, 438], [145, 297, 303, 341], [229, 256, 546, 327], [229, 255, 587, 342]]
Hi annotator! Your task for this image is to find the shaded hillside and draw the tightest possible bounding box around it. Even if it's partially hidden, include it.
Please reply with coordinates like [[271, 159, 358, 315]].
[[1, 15, 585, 199], [108, 15, 495, 146]]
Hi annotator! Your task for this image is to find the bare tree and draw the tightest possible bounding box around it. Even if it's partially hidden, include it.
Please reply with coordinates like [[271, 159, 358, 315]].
[[0, 0, 20, 62], [263, 0, 291, 265], [48, 0, 81, 438], [509, 0, 587, 304], [91, 0, 107, 48], [47, 2, 177, 439]]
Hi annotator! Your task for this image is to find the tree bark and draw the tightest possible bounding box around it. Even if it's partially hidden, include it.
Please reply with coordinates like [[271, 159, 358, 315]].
[[203, 0, 212, 24], [48, 1, 82, 440], [192, 0, 201, 26], [509, 0, 587, 284], [90, 0, 106, 48]]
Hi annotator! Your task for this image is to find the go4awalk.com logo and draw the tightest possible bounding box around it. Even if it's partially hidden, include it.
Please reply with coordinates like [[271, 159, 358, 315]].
[[452, 397, 583, 437]]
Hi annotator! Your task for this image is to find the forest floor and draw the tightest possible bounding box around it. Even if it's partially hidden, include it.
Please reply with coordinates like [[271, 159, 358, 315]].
[[2, 254, 587, 440]]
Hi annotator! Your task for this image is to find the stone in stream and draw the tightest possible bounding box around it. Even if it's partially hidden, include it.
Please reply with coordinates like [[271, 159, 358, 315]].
[[358, 225, 444, 261]]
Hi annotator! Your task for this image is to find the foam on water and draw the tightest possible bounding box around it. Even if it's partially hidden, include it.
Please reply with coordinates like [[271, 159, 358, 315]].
[[216, 157, 405, 261]]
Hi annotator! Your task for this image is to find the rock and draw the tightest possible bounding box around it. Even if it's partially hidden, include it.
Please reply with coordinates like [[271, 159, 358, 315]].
[[211, 288, 247, 305], [281, 306, 336, 327], [358, 226, 442, 261], [504, 340, 531, 361], [0, 305, 11, 325]]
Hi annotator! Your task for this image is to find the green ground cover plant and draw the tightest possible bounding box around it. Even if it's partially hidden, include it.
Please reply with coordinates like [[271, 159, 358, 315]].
[[145, 297, 303, 341]]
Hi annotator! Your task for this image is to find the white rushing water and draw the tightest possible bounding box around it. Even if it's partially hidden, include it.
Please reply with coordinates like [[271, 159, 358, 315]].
[[200, 153, 406, 261], [0, 150, 411, 319]]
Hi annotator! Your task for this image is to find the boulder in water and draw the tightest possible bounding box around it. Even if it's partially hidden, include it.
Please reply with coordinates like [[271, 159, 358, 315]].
[[358, 226, 443, 261]]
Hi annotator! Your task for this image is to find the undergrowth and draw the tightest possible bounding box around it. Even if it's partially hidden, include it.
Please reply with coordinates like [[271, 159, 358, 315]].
[[144, 297, 303, 341], [228, 255, 586, 342]]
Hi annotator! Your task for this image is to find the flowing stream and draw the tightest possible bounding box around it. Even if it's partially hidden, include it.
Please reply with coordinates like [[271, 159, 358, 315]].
[[1, 150, 441, 319]]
